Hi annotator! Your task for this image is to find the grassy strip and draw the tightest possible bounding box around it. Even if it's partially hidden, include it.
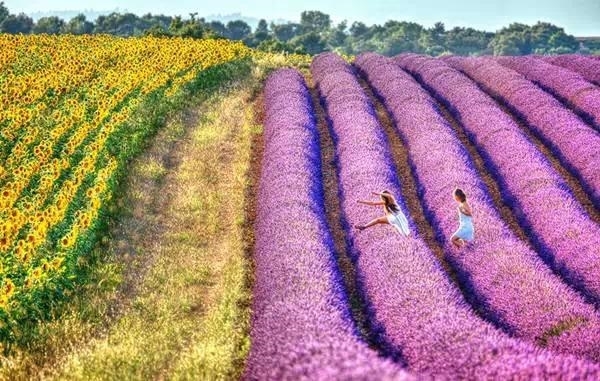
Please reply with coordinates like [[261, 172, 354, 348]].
[[0, 58, 255, 379], [53, 67, 261, 381]]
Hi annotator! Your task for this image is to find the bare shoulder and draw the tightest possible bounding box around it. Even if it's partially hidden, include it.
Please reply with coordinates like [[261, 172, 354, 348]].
[[462, 201, 473, 214]]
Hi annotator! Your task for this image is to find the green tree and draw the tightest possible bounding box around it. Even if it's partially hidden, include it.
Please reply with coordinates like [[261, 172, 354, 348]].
[[271, 22, 301, 42], [489, 33, 522, 55], [300, 10, 331, 34], [349, 21, 369, 39], [141, 13, 172, 30], [249, 19, 270, 47], [144, 24, 170, 37], [430, 22, 446, 46], [0, 13, 34, 34], [491, 23, 532, 54], [208, 20, 227, 36], [376, 21, 424, 55], [257, 39, 295, 53], [0, 2, 9, 25], [419, 22, 447, 55], [291, 31, 327, 54], [326, 20, 348, 49], [33, 16, 66, 35], [225, 20, 251, 40], [547, 31, 577, 51], [64, 14, 94, 35], [446, 27, 493, 55]]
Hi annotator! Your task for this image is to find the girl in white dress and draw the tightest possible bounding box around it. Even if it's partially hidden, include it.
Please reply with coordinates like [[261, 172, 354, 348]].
[[355, 190, 410, 236], [451, 188, 475, 248]]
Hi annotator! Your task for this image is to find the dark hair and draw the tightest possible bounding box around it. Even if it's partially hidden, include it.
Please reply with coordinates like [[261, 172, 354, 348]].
[[381, 190, 400, 214], [454, 188, 467, 202]]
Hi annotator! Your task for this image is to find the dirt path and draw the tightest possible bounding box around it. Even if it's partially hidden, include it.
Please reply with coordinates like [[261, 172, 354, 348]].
[[307, 78, 379, 348], [2, 69, 263, 380], [356, 75, 461, 286]]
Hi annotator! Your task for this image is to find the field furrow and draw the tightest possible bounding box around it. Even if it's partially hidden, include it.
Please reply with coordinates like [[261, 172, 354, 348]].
[[395, 54, 600, 308], [445, 56, 600, 208], [312, 52, 600, 379], [495, 56, 600, 130], [358, 52, 600, 361], [307, 79, 376, 346], [243, 68, 410, 380]]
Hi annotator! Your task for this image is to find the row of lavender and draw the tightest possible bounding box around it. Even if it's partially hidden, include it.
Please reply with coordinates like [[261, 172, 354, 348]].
[[394, 54, 600, 309], [495, 56, 600, 130], [243, 68, 410, 380], [310, 52, 600, 378], [355, 52, 600, 361], [443, 56, 600, 207], [542, 54, 600, 86]]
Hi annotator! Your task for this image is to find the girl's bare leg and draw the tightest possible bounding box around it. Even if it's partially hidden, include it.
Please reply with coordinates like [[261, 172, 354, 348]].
[[356, 216, 388, 231]]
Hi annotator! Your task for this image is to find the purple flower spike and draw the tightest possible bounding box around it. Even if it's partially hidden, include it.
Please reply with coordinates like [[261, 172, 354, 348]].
[[444, 56, 600, 207], [394, 54, 600, 313], [541, 54, 600, 86], [495, 55, 600, 130], [356, 52, 600, 362], [244, 68, 412, 381], [312, 52, 600, 378]]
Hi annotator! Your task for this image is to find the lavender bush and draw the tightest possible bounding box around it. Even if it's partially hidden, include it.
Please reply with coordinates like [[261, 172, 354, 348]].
[[443, 55, 600, 206], [541, 55, 600, 86], [495, 56, 600, 130], [243, 68, 412, 380], [394, 54, 600, 309], [355, 52, 600, 361], [311, 52, 600, 378]]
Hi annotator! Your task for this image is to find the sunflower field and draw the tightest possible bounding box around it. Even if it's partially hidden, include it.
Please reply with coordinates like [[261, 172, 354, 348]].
[[0, 34, 251, 341]]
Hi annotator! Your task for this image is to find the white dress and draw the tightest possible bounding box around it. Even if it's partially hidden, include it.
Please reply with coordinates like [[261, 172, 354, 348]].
[[453, 209, 475, 242], [387, 209, 410, 236]]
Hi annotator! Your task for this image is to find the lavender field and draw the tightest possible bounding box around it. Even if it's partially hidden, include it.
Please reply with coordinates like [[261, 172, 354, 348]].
[[248, 54, 600, 379]]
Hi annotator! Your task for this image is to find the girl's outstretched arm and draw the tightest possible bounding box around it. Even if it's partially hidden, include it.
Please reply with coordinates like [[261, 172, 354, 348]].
[[357, 199, 385, 206]]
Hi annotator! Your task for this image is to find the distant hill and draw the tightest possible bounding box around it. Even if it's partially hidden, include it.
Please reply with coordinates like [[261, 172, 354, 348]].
[[27, 9, 290, 29]]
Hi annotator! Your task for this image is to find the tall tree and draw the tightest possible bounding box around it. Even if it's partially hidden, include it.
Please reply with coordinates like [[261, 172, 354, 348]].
[[291, 31, 327, 54], [251, 19, 270, 46], [64, 14, 94, 35], [0, 2, 9, 25], [225, 20, 251, 40], [0, 13, 34, 34], [326, 20, 348, 49], [208, 20, 227, 36], [271, 22, 301, 42], [33, 16, 66, 35], [446, 27, 493, 55], [300, 10, 331, 34], [349, 21, 369, 39]]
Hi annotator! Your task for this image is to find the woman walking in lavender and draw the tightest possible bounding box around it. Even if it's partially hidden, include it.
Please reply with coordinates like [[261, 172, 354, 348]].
[[451, 188, 475, 248]]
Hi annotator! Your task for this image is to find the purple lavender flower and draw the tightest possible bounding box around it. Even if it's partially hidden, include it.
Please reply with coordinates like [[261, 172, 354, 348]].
[[244, 68, 412, 380], [443, 55, 600, 207], [394, 54, 600, 311], [312, 52, 600, 378], [541, 55, 600, 86], [356, 52, 600, 362], [495, 55, 600, 130]]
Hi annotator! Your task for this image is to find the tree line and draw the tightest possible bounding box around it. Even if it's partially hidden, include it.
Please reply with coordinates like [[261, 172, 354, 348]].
[[1, 3, 597, 56]]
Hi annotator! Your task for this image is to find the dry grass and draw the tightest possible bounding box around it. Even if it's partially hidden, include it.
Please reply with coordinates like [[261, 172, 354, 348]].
[[1, 62, 269, 380], [53, 83, 260, 380]]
